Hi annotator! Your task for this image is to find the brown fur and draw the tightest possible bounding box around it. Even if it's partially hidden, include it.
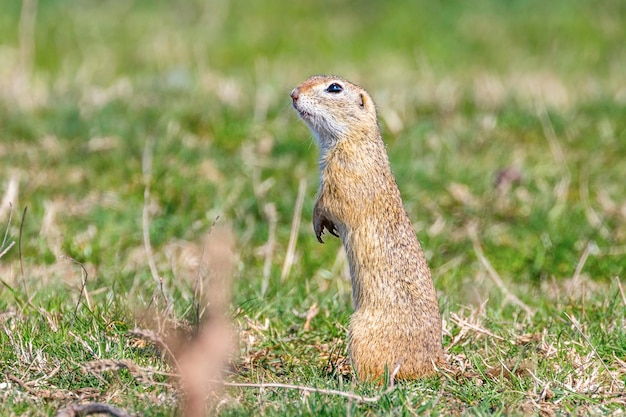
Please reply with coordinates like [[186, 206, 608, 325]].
[[291, 75, 444, 381]]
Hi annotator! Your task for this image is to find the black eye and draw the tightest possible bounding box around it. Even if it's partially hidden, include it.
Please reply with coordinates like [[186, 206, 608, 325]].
[[325, 83, 343, 93]]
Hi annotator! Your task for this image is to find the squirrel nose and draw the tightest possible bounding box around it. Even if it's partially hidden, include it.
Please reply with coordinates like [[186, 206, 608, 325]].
[[290, 88, 300, 103]]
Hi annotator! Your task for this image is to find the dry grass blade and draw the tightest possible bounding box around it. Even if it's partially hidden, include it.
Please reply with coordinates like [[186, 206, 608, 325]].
[[214, 379, 396, 404], [215, 339, 400, 406], [303, 302, 319, 331], [54, 403, 131, 417], [141, 136, 169, 304], [571, 242, 598, 283], [81, 358, 171, 384], [62, 256, 90, 328], [0, 176, 19, 222], [261, 203, 277, 297], [616, 277, 626, 306], [564, 312, 622, 389], [467, 223, 534, 317], [6, 372, 39, 397], [449, 312, 506, 342], [192, 215, 220, 317], [281, 177, 306, 281], [18, 206, 29, 299], [0, 239, 15, 259], [0, 202, 15, 259], [7, 372, 78, 401], [579, 174, 610, 238], [537, 102, 570, 178]]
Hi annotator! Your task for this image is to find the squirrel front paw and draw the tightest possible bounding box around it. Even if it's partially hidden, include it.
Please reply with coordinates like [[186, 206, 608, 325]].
[[313, 215, 339, 243]]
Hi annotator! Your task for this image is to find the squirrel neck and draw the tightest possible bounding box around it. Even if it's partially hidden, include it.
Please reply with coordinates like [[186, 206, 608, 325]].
[[318, 127, 391, 179]]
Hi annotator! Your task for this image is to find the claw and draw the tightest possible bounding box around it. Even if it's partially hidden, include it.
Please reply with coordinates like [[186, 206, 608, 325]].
[[314, 218, 338, 244], [314, 220, 325, 243]]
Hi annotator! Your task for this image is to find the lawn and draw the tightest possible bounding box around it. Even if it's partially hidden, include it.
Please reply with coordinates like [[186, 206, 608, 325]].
[[1, 0, 625, 415]]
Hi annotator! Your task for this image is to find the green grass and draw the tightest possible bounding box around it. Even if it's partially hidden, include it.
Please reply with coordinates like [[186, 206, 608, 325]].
[[1, 0, 626, 415]]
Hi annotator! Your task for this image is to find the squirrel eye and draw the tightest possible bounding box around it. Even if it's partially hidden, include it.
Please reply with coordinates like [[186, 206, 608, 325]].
[[325, 83, 343, 93]]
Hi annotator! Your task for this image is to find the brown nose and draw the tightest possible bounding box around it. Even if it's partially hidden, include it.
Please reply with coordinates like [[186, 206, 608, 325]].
[[290, 88, 299, 103]]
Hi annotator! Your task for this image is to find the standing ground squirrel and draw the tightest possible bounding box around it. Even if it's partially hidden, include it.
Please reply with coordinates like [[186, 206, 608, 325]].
[[290, 75, 444, 381]]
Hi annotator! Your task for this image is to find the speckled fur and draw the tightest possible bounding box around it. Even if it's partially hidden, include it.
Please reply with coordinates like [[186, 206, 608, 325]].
[[291, 75, 444, 381]]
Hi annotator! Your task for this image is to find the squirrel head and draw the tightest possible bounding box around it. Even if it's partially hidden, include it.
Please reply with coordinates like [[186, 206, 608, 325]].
[[291, 75, 378, 151]]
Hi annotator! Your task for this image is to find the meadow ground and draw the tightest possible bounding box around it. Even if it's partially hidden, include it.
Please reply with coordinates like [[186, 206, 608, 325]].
[[1, 0, 625, 415]]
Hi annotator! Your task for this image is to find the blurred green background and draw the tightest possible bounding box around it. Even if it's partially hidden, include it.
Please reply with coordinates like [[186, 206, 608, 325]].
[[2, 0, 624, 286]]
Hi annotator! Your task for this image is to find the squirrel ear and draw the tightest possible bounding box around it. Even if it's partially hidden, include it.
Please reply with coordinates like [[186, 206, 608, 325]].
[[359, 93, 366, 108]]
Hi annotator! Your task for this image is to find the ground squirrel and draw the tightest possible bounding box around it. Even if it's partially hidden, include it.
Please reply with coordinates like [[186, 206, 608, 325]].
[[290, 75, 444, 381]]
